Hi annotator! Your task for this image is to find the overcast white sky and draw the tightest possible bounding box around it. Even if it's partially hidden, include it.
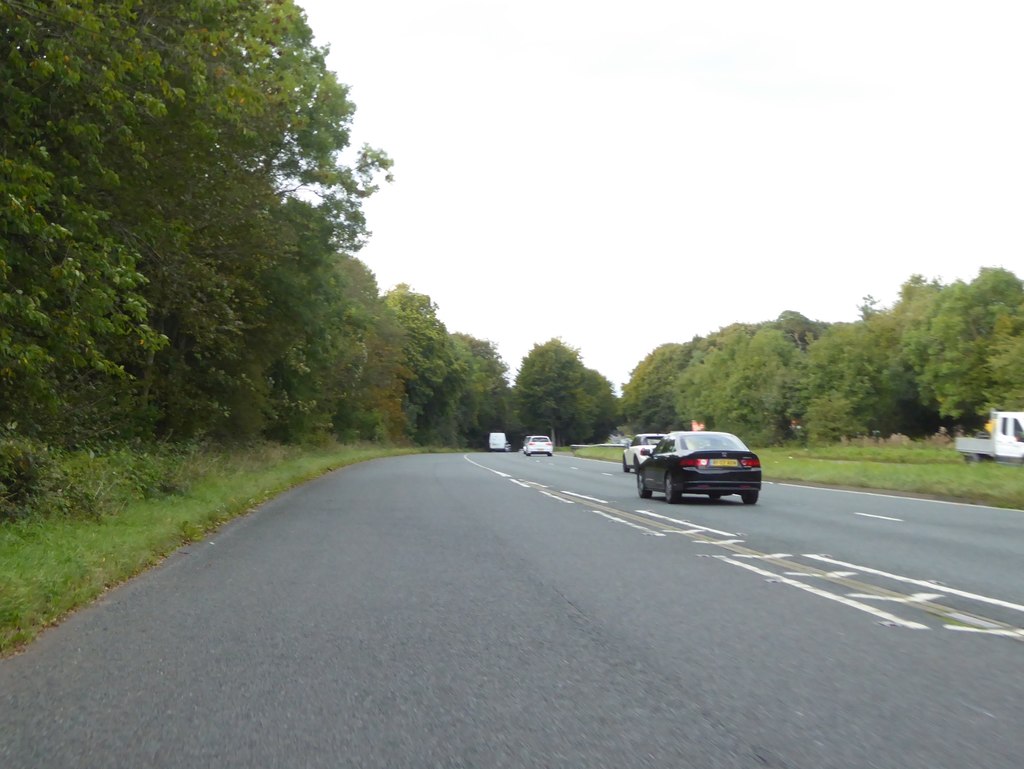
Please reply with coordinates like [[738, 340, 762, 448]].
[[298, 0, 1023, 392]]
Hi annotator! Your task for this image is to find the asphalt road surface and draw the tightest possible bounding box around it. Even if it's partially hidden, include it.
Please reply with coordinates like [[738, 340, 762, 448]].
[[3, 452, 1022, 768]]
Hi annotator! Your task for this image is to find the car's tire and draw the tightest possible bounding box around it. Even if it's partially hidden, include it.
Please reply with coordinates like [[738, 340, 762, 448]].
[[637, 470, 652, 499], [622, 458, 630, 473], [664, 473, 681, 504], [633, 459, 640, 473], [547, 452, 552, 457], [741, 491, 759, 505]]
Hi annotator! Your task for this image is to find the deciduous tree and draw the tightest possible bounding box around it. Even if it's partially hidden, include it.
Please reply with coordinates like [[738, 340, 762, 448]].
[[385, 286, 467, 445], [514, 339, 616, 445], [620, 344, 691, 432], [901, 268, 1023, 421]]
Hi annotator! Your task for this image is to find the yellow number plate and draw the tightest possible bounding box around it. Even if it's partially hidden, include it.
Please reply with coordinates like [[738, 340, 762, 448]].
[[710, 458, 739, 467]]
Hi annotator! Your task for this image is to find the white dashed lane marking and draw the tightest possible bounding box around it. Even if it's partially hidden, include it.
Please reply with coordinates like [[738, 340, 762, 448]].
[[855, 512, 903, 522]]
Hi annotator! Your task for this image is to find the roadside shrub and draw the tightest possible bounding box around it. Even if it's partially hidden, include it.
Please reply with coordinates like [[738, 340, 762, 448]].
[[0, 437, 203, 523], [0, 434, 50, 521], [804, 394, 861, 445], [0, 435, 100, 522], [79, 445, 198, 502]]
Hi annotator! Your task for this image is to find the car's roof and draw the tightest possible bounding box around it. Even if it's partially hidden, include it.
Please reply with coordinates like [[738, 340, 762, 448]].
[[666, 430, 736, 437], [636, 432, 664, 437], [665, 430, 752, 449]]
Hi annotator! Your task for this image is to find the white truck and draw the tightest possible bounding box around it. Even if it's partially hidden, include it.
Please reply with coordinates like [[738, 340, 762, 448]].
[[954, 411, 1024, 464]]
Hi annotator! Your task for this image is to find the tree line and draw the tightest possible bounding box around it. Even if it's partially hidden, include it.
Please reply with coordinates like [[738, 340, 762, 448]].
[[3, 2, 1020, 467], [0, 1, 616, 457], [621, 267, 1024, 445]]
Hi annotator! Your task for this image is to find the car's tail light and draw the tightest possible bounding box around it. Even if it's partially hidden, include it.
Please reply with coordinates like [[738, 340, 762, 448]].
[[741, 457, 761, 468], [639, 447, 651, 456], [678, 457, 708, 467]]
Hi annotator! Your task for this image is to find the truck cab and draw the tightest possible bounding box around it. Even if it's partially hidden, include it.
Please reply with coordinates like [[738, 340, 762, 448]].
[[992, 412, 1024, 462], [955, 410, 1024, 464]]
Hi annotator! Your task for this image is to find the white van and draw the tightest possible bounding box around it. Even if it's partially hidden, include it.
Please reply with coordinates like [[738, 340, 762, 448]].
[[488, 432, 509, 452]]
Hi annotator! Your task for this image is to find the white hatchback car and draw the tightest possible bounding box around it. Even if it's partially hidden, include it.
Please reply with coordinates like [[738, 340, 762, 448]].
[[523, 435, 554, 456], [622, 433, 665, 472]]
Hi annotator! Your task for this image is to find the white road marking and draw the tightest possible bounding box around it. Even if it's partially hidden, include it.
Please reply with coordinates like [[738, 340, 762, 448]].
[[947, 613, 1005, 630], [717, 557, 928, 629], [540, 491, 575, 504], [733, 553, 792, 560], [463, 456, 511, 477], [592, 510, 666, 536], [561, 491, 608, 504], [804, 555, 1024, 615], [633, 510, 737, 537], [785, 571, 858, 578], [846, 592, 944, 604], [509, 479, 532, 488], [945, 626, 1024, 639], [957, 701, 998, 719], [694, 539, 745, 546], [777, 483, 1021, 512], [601, 472, 614, 476], [854, 512, 903, 522]]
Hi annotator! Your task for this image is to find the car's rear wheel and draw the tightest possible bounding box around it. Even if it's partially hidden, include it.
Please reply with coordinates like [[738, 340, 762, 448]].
[[664, 473, 681, 504], [637, 471, 652, 499], [633, 459, 640, 472], [622, 457, 630, 473], [741, 491, 759, 505]]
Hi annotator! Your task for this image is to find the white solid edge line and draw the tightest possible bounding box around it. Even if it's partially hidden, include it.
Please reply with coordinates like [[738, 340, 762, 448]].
[[463, 455, 511, 477], [854, 512, 903, 522], [718, 557, 928, 630], [776, 483, 1021, 512], [803, 555, 1024, 615]]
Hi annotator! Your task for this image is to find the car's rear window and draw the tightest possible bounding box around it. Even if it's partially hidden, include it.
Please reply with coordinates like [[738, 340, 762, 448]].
[[642, 436, 663, 444], [680, 434, 747, 451], [532, 436, 551, 442]]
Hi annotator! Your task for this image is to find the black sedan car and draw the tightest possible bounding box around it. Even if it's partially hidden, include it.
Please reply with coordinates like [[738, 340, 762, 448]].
[[636, 431, 761, 505]]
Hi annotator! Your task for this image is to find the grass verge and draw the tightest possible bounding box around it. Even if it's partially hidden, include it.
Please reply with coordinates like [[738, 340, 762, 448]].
[[0, 443, 425, 656], [571, 444, 1024, 510]]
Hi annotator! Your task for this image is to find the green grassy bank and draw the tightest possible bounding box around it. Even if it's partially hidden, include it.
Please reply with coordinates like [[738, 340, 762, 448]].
[[0, 443, 424, 655]]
